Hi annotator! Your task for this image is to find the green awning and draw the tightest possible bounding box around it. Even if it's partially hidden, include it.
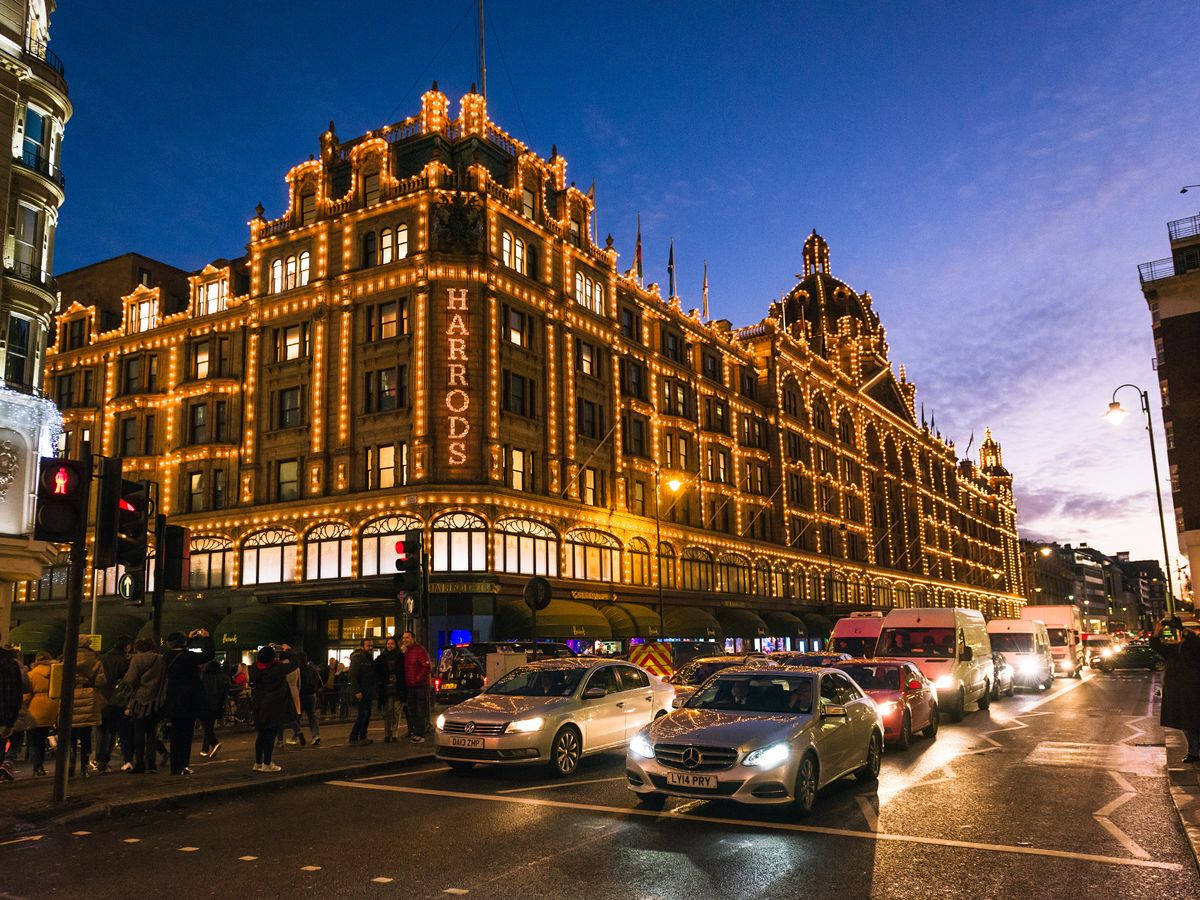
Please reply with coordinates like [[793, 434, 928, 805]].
[[8, 620, 66, 656], [82, 611, 143, 653], [213, 605, 296, 650], [761, 610, 807, 638], [492, 599, 613, 640], [663, 606, 724, 640], [800, 612, 835, 638], [715, 608, 769, 639], [599, 603, 662, 639], [138, 607, 222, 644]]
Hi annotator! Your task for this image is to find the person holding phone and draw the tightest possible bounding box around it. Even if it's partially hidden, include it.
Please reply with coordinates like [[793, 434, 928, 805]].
[[1151, 616, 1200, 763], [162, 629, 214, 775]]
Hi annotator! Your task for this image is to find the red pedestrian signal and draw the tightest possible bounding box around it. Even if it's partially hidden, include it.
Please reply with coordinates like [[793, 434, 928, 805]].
[[52, 466, 72, 495], [34, 458, 90, 543]]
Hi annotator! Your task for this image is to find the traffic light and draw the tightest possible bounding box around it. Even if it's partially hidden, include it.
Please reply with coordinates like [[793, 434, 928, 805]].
[[33, 458, 90, 543], [116, 478, 151, 599], [93, 457, 121, 569], [393, 530, 424, 611], [161, 524, 190, 591]]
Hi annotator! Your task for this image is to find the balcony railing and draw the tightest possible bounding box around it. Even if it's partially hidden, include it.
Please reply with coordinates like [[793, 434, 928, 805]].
[[5, 260, 58, 294], [1139, 257, 1176, 283], [23, 40, 66, 89], [14, 147, 65, 188], [1168, 213, 1200, 242]]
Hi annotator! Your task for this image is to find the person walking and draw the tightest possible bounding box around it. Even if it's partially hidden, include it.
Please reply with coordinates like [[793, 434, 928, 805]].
[[322, 657, 340, 717], [162, 630, 214, 775], [374, 636, 407, 742], [95, 636, 133, 774], [70, 635, 106, 778], [401, 631, 432, 743], [122, 638, 166, 773], [25, 651, 57, 777], [198, 657, 227, 759], [347, 638, 377, 745], [287, 652, 321, 746], [1151, 616, 1200, 763], [249, 645, 297, 772], [0, 643, 25, 782]]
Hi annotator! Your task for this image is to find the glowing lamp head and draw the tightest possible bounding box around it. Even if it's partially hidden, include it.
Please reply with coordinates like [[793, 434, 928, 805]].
[[1039, 546, 1052, 557], [1104, 401, 1128, 426], [666, 478, 682, 493]]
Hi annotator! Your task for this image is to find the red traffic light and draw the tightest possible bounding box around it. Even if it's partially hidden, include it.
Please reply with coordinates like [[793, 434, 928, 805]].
[[119, 498, 136, 512], [53, 466, 71, 495]]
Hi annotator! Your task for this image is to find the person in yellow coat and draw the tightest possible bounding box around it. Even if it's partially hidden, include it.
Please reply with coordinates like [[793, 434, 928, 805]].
[[70, 635, 106, 778], [26, 652, 58, 777]]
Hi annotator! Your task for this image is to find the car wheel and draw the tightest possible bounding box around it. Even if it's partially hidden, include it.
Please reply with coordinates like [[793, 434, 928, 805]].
[[921, 704, 939, 739], [792, 752, 819, 817], [856, 732, 882, 783], [894, 711, 912, 751], [991, 679, 1000, 702], [978, 682, 991, 710], [636, 792, 666, 810], [948, 688, 965, 722], [548, 726, 582, 778], [445, 761, 475, 773]]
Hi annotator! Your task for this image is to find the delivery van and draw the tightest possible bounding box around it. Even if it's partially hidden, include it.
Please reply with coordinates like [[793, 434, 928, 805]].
[[1021, 605, 1082, 678], [986, 618, 1054, 690], [828, 611, 884, 658], [876, 607, 994, 721]]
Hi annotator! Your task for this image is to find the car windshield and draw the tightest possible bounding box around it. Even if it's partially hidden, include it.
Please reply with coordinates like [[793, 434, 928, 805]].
[[486, 666, 585, 697], [877, 627, 956, 658], [990, 633, 1034, 653], [688, 674, 814, 714], [839, 664, 900, 690], [775, 653, 842, 666], [1086, 637, 1111, 647], [828, 637, 876, 657], [1046, 628, 1069, 647], [670, 661, 732, 686]]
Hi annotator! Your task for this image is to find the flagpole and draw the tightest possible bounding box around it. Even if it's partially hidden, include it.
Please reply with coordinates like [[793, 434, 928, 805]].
[[702, 261, 709, 320]]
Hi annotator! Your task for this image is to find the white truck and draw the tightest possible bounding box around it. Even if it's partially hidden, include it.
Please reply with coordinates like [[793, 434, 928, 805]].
[[1020, 605, 1083, 678], [828, 611, 884, 658]]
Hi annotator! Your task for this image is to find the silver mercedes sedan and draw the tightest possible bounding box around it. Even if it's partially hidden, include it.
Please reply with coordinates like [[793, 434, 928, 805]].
[[625, 666, 883, 815], [435, 658, 674, 777]]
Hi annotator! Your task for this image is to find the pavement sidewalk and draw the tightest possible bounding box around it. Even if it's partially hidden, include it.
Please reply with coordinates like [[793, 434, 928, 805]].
[[1165, 730, 1200, 871], [0, 716, 435, 833]]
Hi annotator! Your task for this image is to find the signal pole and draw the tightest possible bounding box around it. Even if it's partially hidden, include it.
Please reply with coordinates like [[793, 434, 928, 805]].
[[151, 510, 166, 645]]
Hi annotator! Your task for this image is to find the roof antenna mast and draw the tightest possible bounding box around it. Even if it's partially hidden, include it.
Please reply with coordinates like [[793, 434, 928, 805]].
[[477, 0, 487, 99]]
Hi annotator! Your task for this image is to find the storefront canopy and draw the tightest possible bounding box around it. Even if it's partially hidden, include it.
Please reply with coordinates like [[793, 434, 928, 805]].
[[715, 608, 770, 640], [493, 599, 613, 641], [761, 610, 807, 639], [800, 613, 835, 639], [84, 611, 143, 653], [599, 602, 662, 639], [138, 607, 222, 644], [213, 605, 296, 650], [663, 606, 724, 641], [8, 619, 66, 657]]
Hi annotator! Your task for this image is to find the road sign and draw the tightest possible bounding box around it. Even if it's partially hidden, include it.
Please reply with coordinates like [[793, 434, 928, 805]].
[[117, 573, 135, 601], [523, 576, 552, 612]]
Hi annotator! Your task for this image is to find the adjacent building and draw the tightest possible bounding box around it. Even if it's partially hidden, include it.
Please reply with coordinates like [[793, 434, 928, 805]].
[[17, 87, 1024, 660], [1021, 539, 1159, 632], [0, 0, 69, 641]]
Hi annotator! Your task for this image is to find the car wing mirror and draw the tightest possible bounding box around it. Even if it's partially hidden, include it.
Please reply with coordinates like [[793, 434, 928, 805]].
[[821, 704, 847, 719], [671, 696, 685, 708], [961, 646, 973, 661], [582, 686, 607, 700]]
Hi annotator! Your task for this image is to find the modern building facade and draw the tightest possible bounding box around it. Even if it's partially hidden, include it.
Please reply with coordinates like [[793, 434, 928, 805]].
[[18, 87, 1023, 660], [1139, 210, 1200, 609], [0, 0, 69, 642], [1021, 539, 1157, 632]]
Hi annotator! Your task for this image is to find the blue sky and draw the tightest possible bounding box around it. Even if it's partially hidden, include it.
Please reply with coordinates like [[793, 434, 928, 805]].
[[51, 1, 1199, 584]]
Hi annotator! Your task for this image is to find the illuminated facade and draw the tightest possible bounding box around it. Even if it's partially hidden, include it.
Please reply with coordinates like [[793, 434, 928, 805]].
[[25, 86, 1023, 654]]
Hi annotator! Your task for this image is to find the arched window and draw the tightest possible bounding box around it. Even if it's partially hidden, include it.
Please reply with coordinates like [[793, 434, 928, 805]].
[[812, 394, 832, 434], [628, 537, 650, 586], [514, 237, 525, 274], [876, 580, 894, 608], [241, 528, 297, 586], [432, 512, 487, 573], [502, 231, 513, 268], [884, 436, 901, 473], [755, 560, 772, 597], [658, 542, 677, 589], [495, 518, 558, 576], [838, 410, 856, 447], [564, 529, 619, 582], [189, 536, 233, 589], [380, 227, 394, 264], [298, 251, 311, 286], [526, 244, 539, 280], [284, 255, 297, 290], [396, 224, 409, 259], [361, 231, 376, 268], [360, 515, 422, 576], [681, 547, 713, 591], [305, 522, 351, 580], [902, 447, 917, 482], [794, 566, 807, 602], [717, 553, 750, 594], [271, 258, 283, 294], [866, 424, 884, 464], [832, 572, 848, 604], [592, 281, 604, 314], [574, 272, 585, 304]]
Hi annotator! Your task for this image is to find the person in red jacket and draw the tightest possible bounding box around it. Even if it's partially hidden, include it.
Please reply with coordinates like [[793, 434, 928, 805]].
[[401, 631, 432, 743]]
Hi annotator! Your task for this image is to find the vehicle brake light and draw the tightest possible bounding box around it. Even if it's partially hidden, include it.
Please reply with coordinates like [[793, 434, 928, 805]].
[[482, 676, 488, 687], [433, 677, 441, 692]]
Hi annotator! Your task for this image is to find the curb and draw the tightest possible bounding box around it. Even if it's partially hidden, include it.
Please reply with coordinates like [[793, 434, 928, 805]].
[[1165, 731, 1200, 873], [17, 752, 437, 829]]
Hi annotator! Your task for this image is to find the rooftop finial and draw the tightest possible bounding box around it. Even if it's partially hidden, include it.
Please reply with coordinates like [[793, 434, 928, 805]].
[[802, 229, 830, 277]]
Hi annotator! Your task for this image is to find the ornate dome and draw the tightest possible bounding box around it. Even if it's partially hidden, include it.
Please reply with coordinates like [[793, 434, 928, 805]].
[[776, 230, 880, 357]]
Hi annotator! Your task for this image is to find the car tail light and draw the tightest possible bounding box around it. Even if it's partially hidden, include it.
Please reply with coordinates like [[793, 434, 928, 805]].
[[433, 677, 441, 692], [482, 676, 488, 688]]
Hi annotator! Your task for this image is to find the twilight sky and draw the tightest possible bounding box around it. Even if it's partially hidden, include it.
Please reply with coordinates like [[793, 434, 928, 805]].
[[50, 1, 1199, 586]]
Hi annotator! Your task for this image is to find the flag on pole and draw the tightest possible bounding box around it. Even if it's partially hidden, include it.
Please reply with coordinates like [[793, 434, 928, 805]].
[[668, 240, 676, 298], [635, 213, 643, 284], [702, 261, 709, 320]]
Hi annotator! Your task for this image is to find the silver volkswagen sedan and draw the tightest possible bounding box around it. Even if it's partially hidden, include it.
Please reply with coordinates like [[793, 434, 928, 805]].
[[625, 666, 883, 815], [435, 658, 674, 777]]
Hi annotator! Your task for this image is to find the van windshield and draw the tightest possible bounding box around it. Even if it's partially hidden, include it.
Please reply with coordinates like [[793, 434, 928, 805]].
[[838, 664, 900, 690], [990, 633, 1034, 653], [829, 636, 876, 658], [878, 627, 955, 658], [1047, 628, 1069, 647]]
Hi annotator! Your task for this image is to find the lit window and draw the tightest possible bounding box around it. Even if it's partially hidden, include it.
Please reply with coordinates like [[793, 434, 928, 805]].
[[299, 251, 310, 286], [189, 537, 233, 588], [285, 255, 297, 290], [514, 238, 525, 274], [564, 529, 619, 582], [188, 472, 204, 512], [396, 224, 408, 259], [132, 299, 156, 333], [276, 460, 300, 500], [508, 447, 531, 491], [381, 227, 394, 264], [522, 188, 535, 218], [502, 231, 513, 267], [271, 258, 283, 293], [431, 512, 487, 573], [241, 528, 297, 585], [495, 518, 558, 576], [359, 515, 421, 576], [193, 341, 210, 379], [305, 523, 352, 581]]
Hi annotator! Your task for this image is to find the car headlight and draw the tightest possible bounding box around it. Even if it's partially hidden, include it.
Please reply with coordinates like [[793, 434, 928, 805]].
[[435, 714, 446, 732], [1018, 659, 1041, 676], [933, 674, 957, 690], [876, 701, 898, 717], [1059, 659, 1074, 671], [744, 742, 791, 768], [1100, 648, 1113, 658], [629, 733, 655, 759], [506, 716, 545, 734]]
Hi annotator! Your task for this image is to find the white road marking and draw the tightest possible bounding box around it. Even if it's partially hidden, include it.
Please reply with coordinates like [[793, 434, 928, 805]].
[[71, 831, 91, 836], [1119, 715, 1150, 746], [0, 835, 43, 846], [1090, 768, 1146, 858], [358, 767, 451, 782], [444, 889, 469, 895], [123, 838, 141, 844], [371, 877, 394, 883], [855, 795, 878, 832], [914, 765, 957, 788], [497, 776, 626, 794], [1094, 815, 1151, 860], [239, 855, 258, 861], [178, 846, 199, 852], [300, 865, 321, 872], [1093, 792, 1137, 819], [1108, 770, 1137, 795], [325, 780, 1182, 871]]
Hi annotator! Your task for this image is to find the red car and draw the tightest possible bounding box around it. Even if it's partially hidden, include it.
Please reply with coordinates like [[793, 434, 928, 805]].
[[834, 659, 938, 749]]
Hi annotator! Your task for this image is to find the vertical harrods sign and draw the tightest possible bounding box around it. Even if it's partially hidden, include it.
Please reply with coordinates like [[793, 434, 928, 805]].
[[445, 287, 471, 466], [434, 285, 483, 481]]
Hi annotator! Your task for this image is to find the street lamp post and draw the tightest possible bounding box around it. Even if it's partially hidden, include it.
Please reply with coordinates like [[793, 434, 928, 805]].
[[1105, 384, 1177, 618], [653, 467, 681, 638]]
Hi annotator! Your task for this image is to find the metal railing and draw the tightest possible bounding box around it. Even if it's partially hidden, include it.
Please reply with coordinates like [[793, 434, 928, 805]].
[[5, 260, 58, 294], [14, 147, 64, 187], [24, 39, 66, 83], [1168, 213, 1200, 242]]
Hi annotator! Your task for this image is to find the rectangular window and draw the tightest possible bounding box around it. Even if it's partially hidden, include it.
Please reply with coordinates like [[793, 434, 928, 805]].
[[576, 398, 603, 439], [277, 459, 300, 501], [619, 360, 645, 399], [214, 401, 229, 442], [67, 318, 86, 350], [119, 417, 137, 457], [368, 301, 398, 341], [522, 188, 535, 218], [622, 414, 647, 457], [366, 444, 398, 490], [702, 352, 720, 383], [620, 306, 640, 342], [630, 480, 646, 515], [505, 306, 532, 349], [189, 403, 208, 444], [280, 323, 308, 361], [508, 447, 531, 492], [740, 369, 756, 400], [131, 299, 156, 334], [189, 472, 204, 512], [576, 339, 596, 377], [579, 467, 605, 506], [4, 315, 31, 386], [569, 219, 582, 247], [363, 172, 380, 205], [300, 192, 316, 225], [143, 415, 155, 456], [212, 469, 226, 510], [81, 369, 95, 406], [146, 355, 158, 392], [193, 340, 210, 379], [13, 203, 40, 269], [502, 371, 536, 418], [55, 373, 74, 408], [279, 387, 302, 428], [122, 356, 141, 394]]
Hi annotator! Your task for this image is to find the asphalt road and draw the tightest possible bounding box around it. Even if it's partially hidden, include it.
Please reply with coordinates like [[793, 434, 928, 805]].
[[1, 670, 1195, 899]]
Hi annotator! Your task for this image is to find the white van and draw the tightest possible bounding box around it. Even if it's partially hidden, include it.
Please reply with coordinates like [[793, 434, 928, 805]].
[[876, 608, 994, 721], [1021, 605, 1083, 678], [986, 618, 1054, 690], [828, 612, 884, 658]]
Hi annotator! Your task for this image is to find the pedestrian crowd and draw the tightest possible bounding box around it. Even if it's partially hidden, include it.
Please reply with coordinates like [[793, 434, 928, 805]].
[[0, 629, 432, 781]]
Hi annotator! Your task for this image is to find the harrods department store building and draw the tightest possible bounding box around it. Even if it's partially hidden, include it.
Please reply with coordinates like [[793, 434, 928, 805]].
[[19, 86, 1025, 658]]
